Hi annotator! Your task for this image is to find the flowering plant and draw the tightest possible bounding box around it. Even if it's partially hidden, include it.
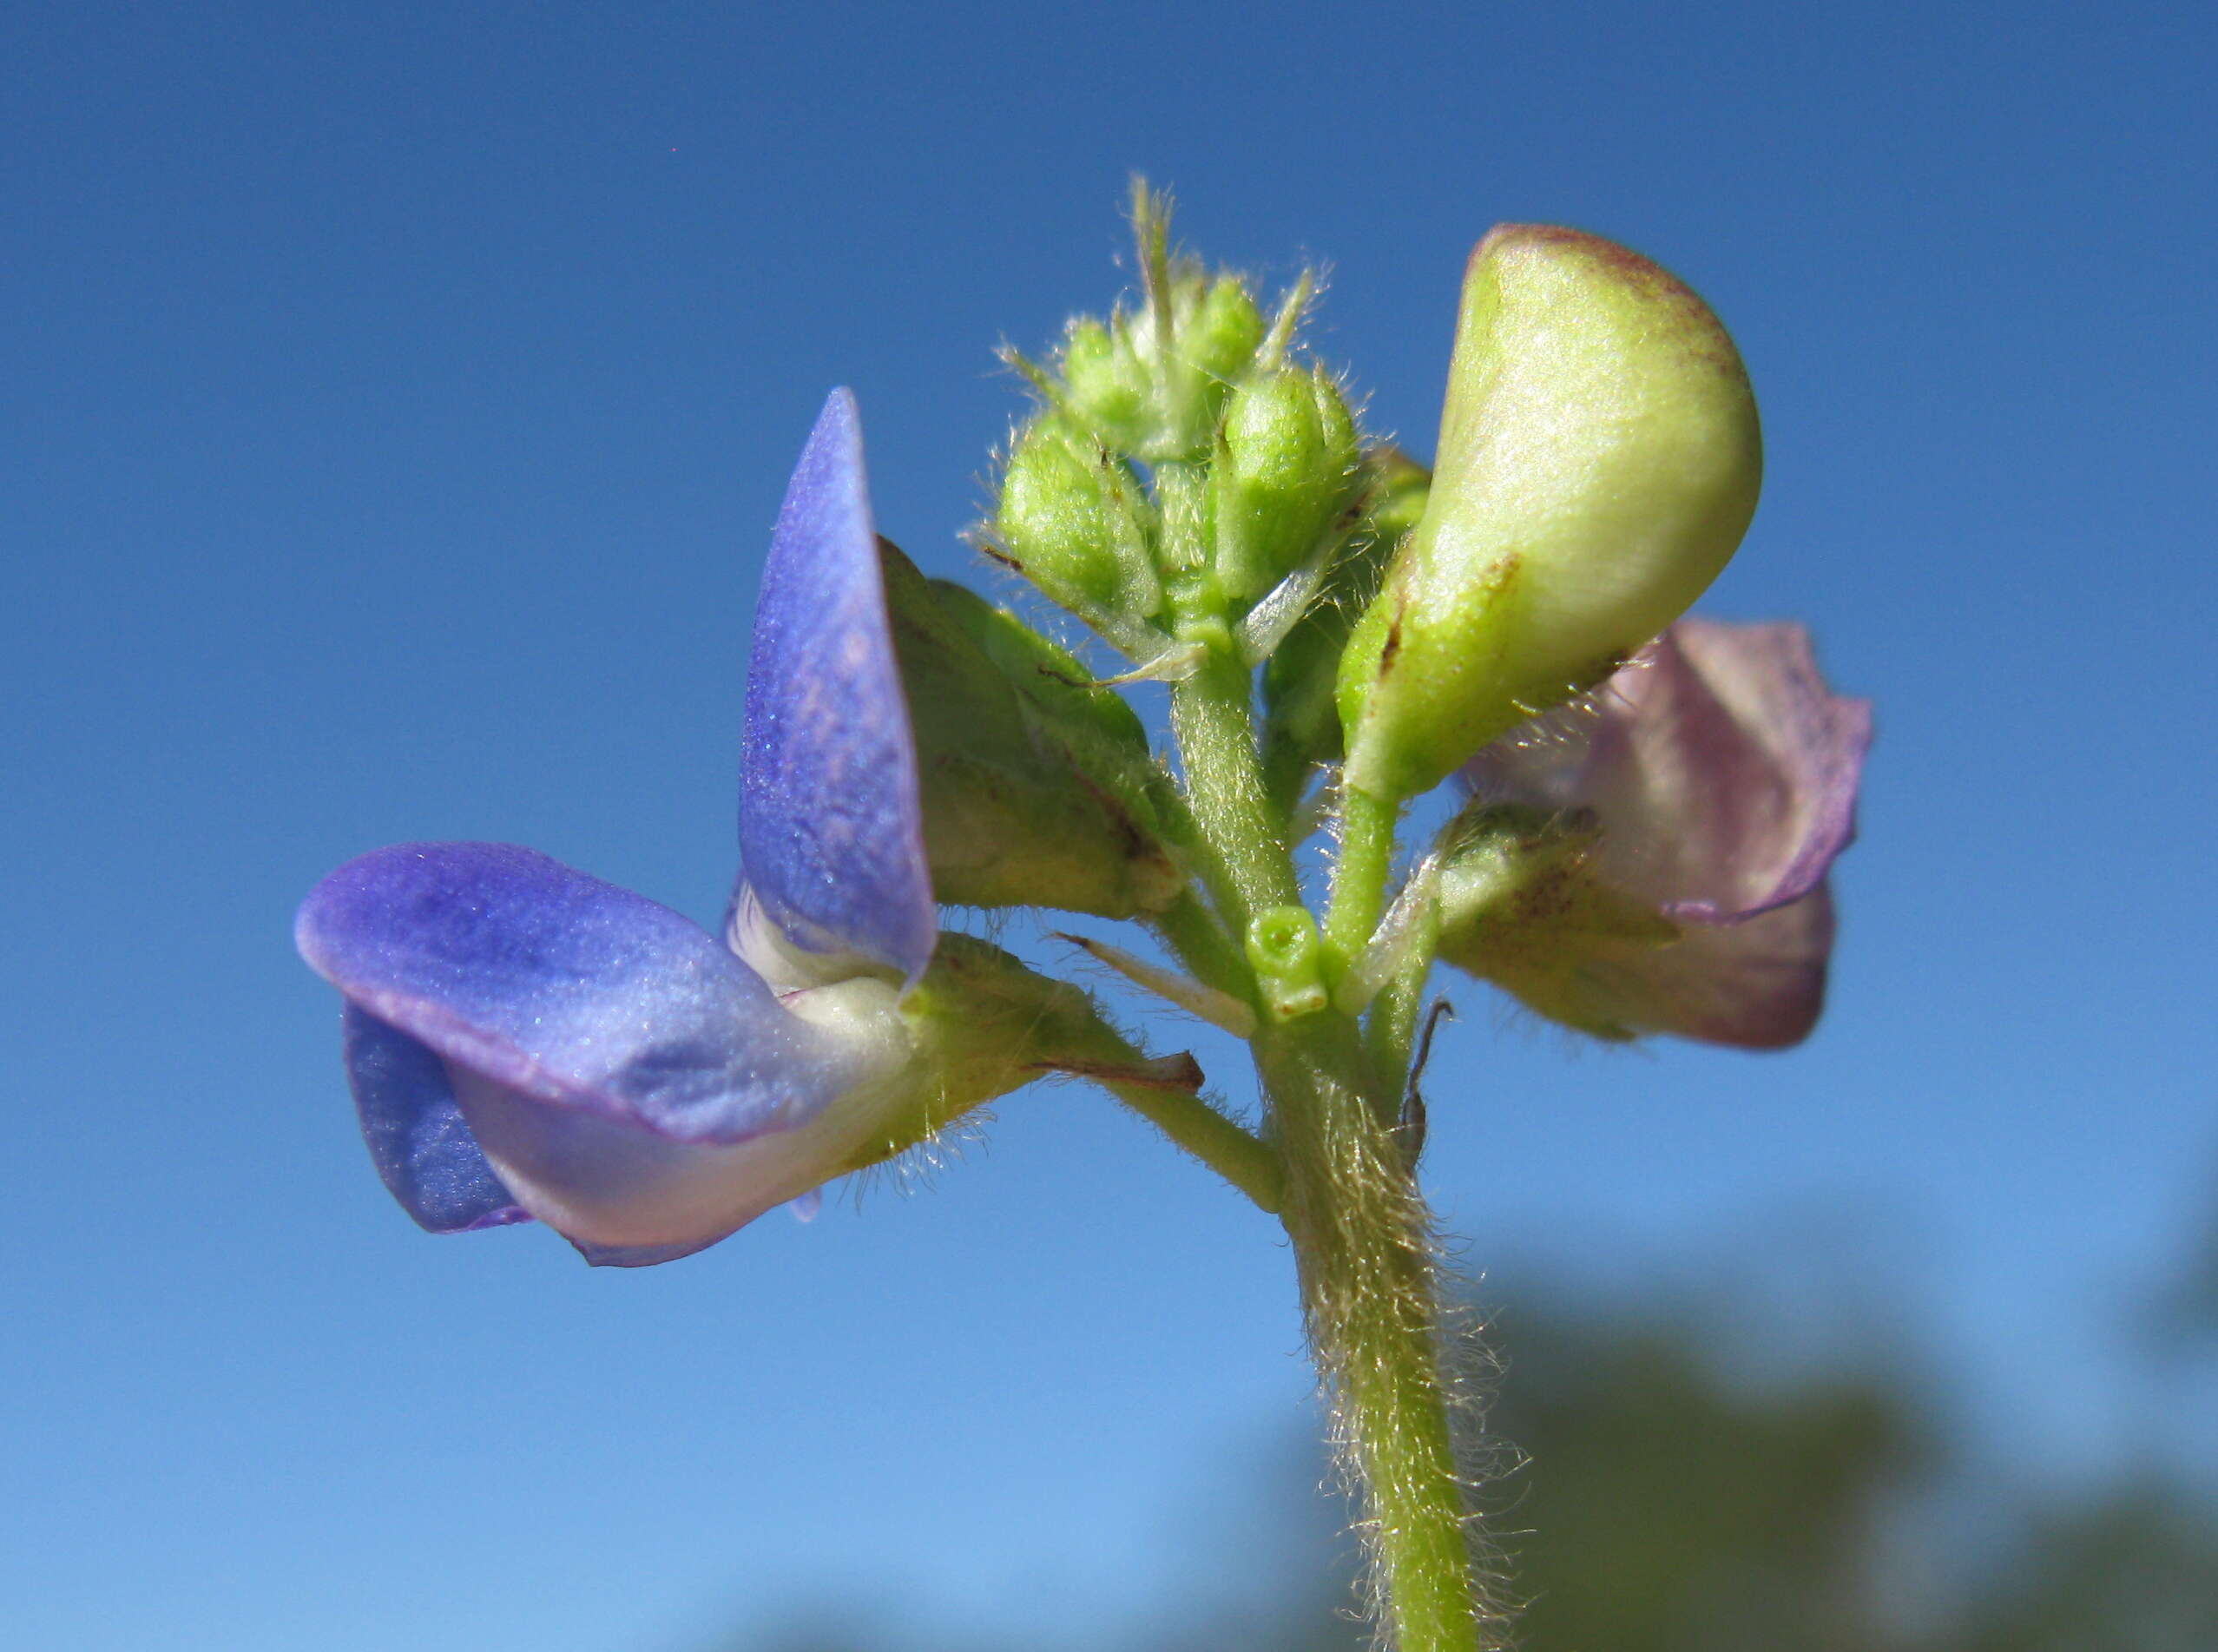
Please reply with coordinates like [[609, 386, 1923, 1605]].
[[297, 188, 1867, 1649]]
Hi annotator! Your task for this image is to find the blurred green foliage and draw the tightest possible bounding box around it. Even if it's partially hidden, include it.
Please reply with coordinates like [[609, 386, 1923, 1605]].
[[713, 1220, 2218, 1652]]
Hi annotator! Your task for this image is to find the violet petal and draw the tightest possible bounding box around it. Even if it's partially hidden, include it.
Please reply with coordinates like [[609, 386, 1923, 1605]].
[[1456, 618, 1867, 1049], [298, 841, 900, 1261], [340, 1003, 531, 1234], [740, 389, 938, 984], [296, 842, 863, 1146], [439, 1056, 900, 1264]]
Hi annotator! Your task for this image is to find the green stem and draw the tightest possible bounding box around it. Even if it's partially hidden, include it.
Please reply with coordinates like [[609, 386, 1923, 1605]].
[[1261, 1024, 1486, 1652], [1143, 454, 1476, 1642], [1325, 784, 1401, 973], [1148, 889, 1251, 1002], [1088, 1070, 1284, 1214], [1365, 897, 1442, 1125], [1168, 651, 1300, 933]]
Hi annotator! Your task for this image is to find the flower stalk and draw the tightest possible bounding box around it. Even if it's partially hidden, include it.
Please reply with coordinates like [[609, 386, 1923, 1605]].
[[1148, 609, 1485, 1649]]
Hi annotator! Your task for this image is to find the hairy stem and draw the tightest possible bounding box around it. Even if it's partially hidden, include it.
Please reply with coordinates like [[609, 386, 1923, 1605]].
[[1149, 888, 1251, 1004], [1168, 651, 1301, 936], [1089, 1070, 1283, 1214], [1325, 784, 1402, 976], [1261, 1024, 1488, 1652], [1142, 445, 1479, 1644]]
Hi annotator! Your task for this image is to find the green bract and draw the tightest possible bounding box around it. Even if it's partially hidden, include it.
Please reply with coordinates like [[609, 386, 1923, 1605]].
[[879, 539, 1181, 917], [927, 575, 1155, 760], [1336, 225, 1763, 803], [1434, 806, 1682, 1042]]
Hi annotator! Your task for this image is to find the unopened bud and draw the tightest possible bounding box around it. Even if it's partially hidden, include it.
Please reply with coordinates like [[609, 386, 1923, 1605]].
[[997, 416, 1162, 623], [1181, 277, 1267, 406], [1338, 226, 1762, 801], [1214, 365, 1360, 602], [1062, 319, 1153, 455]]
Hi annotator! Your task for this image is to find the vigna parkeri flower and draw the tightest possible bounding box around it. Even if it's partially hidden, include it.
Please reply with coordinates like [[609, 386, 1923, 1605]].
[[298, 188, 1868, 1652]]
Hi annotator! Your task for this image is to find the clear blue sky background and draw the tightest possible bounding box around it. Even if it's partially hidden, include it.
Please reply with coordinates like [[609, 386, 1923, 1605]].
[[4, 3, 2215, 1648]]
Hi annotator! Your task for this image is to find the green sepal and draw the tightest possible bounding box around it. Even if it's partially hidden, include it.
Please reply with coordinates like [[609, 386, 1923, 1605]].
[[880, 540, 1181, 917], [1213, 365, 1361, 604], [1259, 449, 1430, 814], [1338, 226, 1763, 803], [1435, 805, 1682, 1042], [834, 934, 1135, 1173], [997, 414, 1162, 624]]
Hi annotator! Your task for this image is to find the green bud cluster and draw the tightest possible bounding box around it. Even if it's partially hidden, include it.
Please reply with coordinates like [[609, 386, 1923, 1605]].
[[991, 189, 1368, 651], [983, 201, 1768, 944], [1060, 273, 1264, 463]]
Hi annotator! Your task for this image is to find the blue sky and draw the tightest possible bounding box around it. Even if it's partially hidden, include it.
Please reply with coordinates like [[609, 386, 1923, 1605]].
[[3, 3, 2215, 1648]]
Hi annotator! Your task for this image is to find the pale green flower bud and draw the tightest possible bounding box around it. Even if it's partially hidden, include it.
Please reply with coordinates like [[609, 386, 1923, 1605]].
[[1214, 365, 1360, 602], [1181, 276, 1267, 405], [1337, 226, 1762, 802], [1062, 319, 1153, 456], [997, 415, 1162, 623]]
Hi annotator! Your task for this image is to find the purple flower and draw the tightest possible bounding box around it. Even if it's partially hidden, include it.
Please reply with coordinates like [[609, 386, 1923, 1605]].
[[297, 391, 946, 1265], [1444, 618, 1872, 1048]]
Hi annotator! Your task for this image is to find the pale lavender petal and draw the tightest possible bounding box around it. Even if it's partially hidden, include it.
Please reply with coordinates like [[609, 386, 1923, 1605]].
[[1458, 617, 1866, 1049], [1572, 884, 1836, 1050], [340, 1003, 531, 1234], [573, 1236, 716, 1268], [740, 389, 937, 984], [1469, 620, 1871, 922], [441, 1058, 892, 1265]]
